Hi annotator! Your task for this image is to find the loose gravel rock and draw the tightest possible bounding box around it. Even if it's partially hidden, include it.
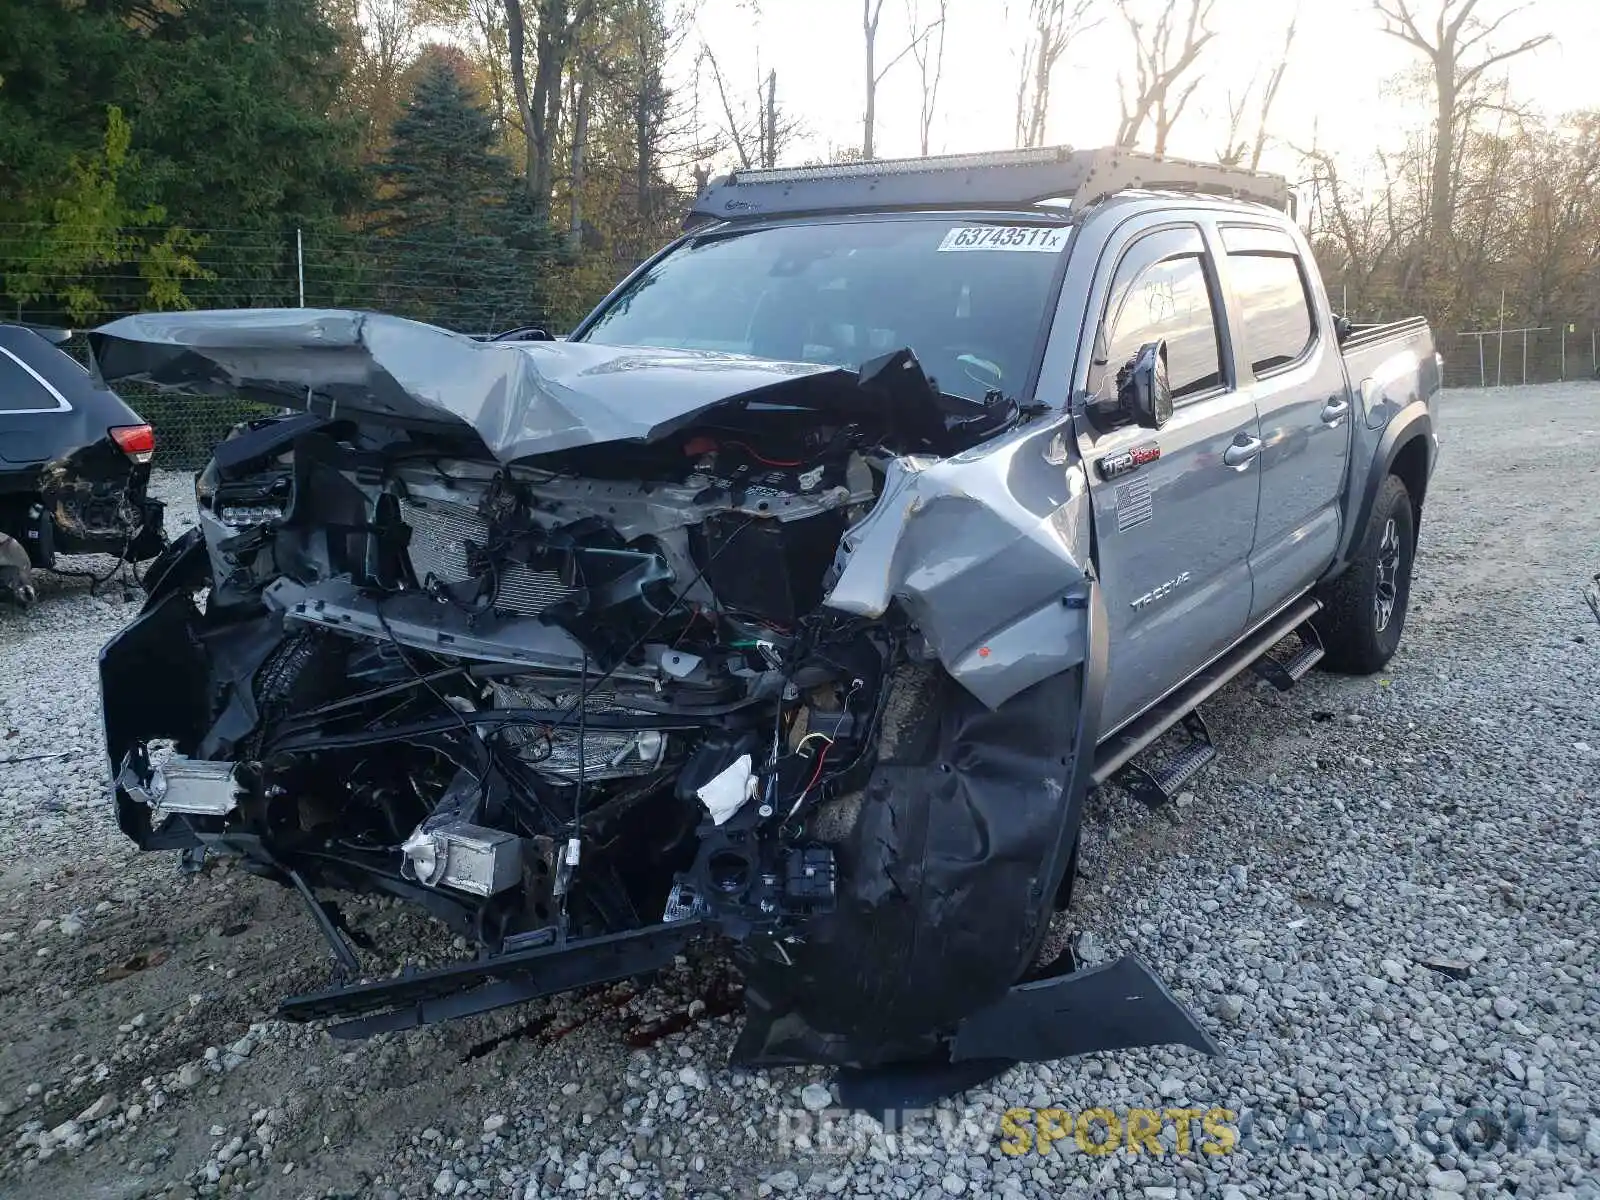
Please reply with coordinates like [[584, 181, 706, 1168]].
[[1, 386, 1598, 1199]]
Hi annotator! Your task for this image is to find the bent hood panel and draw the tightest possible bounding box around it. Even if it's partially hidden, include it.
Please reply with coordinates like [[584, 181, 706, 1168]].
[[88, 309, 847, 462]]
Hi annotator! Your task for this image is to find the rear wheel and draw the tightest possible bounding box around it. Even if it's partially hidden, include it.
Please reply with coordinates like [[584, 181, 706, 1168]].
[[1315, 474, 1416, 673]]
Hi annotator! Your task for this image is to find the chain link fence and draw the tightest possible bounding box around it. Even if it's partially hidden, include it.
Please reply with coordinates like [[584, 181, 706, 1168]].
[[1441, 325, 1600, 389], [3, 224, 613, 470]]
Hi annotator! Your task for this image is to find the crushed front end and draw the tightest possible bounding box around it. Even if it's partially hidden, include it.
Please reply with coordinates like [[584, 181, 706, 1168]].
[[95, 312, 1214, 1090]]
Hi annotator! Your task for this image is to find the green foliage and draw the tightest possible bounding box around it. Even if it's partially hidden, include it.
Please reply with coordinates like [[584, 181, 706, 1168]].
[[2, 105, 209, 322], [0, 0, 364, 319]]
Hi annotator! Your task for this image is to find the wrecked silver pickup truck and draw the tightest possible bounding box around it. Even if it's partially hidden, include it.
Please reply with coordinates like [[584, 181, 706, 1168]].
[[93, 148, 1438, 1103]]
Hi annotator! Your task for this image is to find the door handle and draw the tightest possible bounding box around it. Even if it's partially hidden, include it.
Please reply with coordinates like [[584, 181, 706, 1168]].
[[1321, 397, 1350, 425], [1223, 435, 1262, 469]]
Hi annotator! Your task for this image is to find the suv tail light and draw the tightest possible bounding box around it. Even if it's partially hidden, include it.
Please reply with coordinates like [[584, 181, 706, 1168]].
[[110, 424, 155, 464]]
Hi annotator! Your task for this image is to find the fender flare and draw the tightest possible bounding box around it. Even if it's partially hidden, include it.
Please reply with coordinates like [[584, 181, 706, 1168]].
[[1328, 400, 1435, 578]]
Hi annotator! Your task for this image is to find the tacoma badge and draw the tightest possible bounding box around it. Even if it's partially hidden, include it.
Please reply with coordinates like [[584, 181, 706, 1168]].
[[1131, 571, 1191, 611]]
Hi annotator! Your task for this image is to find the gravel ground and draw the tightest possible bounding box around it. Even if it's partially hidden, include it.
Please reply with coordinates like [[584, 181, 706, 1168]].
[[0, 384, 1596, 1200]]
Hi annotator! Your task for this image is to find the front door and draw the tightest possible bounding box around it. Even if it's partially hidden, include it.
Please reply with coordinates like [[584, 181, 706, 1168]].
[[1074, 223, 1262, 734]]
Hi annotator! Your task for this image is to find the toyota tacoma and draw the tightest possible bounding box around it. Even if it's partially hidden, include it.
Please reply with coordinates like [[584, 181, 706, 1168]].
[[92, 147, 1439, 1101]]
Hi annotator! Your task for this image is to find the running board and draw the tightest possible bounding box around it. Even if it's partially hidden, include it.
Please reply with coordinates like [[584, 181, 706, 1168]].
[[1115, 711, 1215, 809], [1092, 596, 1323, 789], [1250, 621, 1325, 692]]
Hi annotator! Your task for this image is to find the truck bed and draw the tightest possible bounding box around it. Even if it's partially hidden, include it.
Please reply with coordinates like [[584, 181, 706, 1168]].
[[1340, 315, 1437, 408], [1341, 315, 1430, 360]]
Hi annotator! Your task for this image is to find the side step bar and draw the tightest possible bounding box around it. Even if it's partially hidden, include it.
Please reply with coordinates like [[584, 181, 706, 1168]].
[[1250, 621, 1325, 692], [1116, 712, 1215, 809], [1092, 596, 1323, 789]]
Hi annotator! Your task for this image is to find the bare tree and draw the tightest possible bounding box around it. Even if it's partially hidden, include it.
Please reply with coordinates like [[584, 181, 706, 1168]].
[[700, 42, 755, 168], [504, 0, 599, 217], [567, 64, 590, 252], [698, 41, 801, 171], [863, 0, 886, 159], [905, 0, 948, 156], [760, 69, 778, 168], [1114, 0, 1216, 156], [1373, 0, 1551, 250], [626, 0, 691, 245], [468, 0, 513, 132], [1298, 143, 1408, 315], [862, 0, 933, 158], [1216, 11, 1297, 169], [333, 0, 425, 159], [1013, 0, 1100, 149]]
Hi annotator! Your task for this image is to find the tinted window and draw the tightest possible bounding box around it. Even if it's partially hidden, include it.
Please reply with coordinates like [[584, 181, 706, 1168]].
[[577, 219, 1068, 404], [0, 344, 69, 413], [1104, 254, 1223, 399], [1229, 252, 1314, 373]]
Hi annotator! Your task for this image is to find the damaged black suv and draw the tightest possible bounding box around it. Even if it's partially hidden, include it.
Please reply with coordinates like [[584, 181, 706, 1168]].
[[93, 147, 1438, 1100], [0, 323, 166, 604]]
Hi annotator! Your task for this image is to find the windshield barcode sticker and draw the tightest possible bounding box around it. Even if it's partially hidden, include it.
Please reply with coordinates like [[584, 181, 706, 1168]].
[[937, 225, 1068, 253]]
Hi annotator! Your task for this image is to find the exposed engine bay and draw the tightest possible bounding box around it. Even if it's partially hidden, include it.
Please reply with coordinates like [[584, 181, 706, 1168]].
[[179, 415, 896, 947], [94, 310, 1216, 1093]]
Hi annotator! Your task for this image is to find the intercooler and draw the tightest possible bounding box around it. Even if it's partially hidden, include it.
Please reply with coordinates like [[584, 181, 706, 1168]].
[[489, 681, 667, 781], [400, 497, 576, 616]]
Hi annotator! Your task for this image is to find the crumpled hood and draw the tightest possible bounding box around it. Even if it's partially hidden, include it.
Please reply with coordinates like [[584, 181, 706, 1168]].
[[88, 308, 858, 462]]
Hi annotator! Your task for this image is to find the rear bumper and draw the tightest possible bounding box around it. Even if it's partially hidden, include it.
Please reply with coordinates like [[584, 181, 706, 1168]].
[[18, 487, 165, 566]]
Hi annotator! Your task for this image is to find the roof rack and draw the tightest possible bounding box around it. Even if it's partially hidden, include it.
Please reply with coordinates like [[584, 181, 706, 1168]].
[[686, 145, 1290, 227]]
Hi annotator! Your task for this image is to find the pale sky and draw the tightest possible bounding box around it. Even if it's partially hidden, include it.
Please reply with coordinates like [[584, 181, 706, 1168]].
[[685, 0, 1596, 180]]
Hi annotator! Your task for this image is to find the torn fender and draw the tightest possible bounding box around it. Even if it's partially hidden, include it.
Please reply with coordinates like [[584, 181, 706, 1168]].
[[733, 656, 1089, 1070], [826, 421, 1093, 708]]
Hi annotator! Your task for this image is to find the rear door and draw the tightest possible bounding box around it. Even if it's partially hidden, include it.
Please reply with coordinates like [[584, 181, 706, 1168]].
[[1215, 225, 1350, 622], [1072, 221, 1262, 734]]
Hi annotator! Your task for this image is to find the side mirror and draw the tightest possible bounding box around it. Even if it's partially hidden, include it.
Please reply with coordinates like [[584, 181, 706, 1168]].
[[1116, 340, 1172, 429]]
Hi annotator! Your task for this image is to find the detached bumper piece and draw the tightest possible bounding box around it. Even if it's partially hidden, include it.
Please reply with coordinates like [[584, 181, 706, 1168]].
[[278, 921, 702, 1039], [836, 955, 1220, 1112], [951, 954, 1220, 1061]]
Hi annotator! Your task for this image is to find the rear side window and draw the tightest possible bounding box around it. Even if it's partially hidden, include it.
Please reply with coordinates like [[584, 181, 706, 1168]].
[[1228, 252, 1315, 374], [1104, 254, 1224, 399], [0, 342, 72, 413]]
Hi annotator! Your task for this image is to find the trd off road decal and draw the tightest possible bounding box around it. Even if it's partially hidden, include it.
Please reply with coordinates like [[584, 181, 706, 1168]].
[[1096, 442, 1161, 481]]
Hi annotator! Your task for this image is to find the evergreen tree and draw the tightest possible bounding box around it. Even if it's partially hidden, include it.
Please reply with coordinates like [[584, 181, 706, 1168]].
[[371, 53, 553, 333], [0, 0, 365, 315]]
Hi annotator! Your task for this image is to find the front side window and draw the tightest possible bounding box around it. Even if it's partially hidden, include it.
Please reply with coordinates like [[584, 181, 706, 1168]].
[[576, 218, 1069, 404], [1103, 253, 1224, 400], [1227, 251, 1315, 374]]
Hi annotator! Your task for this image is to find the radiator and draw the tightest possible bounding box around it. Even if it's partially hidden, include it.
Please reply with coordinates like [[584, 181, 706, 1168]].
[[400, 498, 576, 616]]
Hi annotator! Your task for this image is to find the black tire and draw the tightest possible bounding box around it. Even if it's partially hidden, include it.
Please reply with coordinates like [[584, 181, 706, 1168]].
[[1315, 473, 1416, 673]]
